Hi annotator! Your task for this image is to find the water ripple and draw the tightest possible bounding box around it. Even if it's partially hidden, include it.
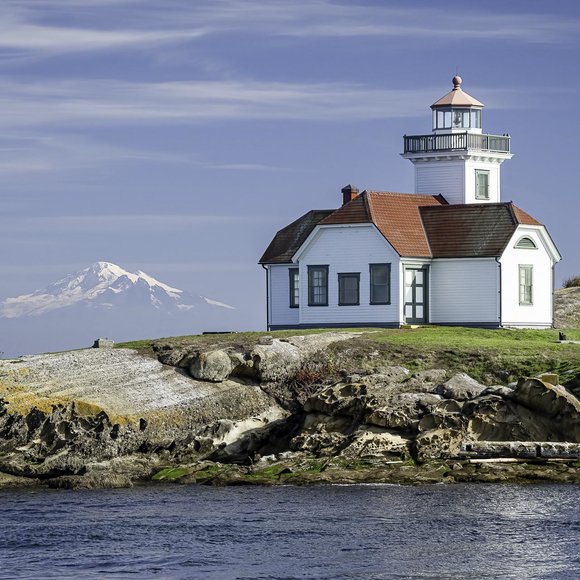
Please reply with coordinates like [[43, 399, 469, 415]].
[[0, 484, 578, 579]]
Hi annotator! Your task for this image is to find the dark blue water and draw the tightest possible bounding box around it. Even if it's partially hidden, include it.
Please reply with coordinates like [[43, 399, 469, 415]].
[[0, 483, 579, 579]]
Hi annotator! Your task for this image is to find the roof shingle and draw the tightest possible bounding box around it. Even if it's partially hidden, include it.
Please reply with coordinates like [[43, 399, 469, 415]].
[[259, 209, 333, 264], [421, 203, 520, 258]]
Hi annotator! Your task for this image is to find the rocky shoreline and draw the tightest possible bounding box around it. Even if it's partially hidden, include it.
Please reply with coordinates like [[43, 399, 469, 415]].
[[1, 332, 579, 490]]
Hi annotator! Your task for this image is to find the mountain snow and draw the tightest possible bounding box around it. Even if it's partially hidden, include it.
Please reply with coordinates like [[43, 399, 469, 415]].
[[0, 261, 234, 318]]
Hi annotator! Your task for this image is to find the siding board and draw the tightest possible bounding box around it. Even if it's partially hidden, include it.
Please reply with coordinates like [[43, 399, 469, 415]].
[[500, 227, 554, 328], [430, 258, 499, 323], [416, 161, 464, 203], [269, 265, 299, 327], [298, 225, 401, 325]]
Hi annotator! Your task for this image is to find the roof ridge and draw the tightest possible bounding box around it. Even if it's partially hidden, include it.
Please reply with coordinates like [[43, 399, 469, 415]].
[[364, 190, 375, 223], [366, 190, 441, 198], [506, 201, 518, 226]]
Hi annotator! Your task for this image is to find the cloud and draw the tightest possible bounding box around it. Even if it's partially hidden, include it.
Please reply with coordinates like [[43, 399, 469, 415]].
[[0, 213, 275, 235], [0, 0, 577, 62], [0, 78, 542, 132]]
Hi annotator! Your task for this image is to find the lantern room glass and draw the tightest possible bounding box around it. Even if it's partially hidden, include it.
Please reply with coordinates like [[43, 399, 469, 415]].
[[433, 108, 481, 130]]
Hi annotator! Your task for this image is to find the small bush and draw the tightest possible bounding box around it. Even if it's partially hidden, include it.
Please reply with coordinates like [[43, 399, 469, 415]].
[[563, 276, 580, 288]]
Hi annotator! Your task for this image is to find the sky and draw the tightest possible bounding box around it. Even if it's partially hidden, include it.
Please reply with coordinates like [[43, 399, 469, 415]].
[[1, 0, 580, 331]]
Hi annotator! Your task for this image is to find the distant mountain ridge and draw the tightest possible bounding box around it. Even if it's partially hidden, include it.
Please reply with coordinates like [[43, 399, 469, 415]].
[[0, 262, 236, 357], [0, 261, 234, 319]]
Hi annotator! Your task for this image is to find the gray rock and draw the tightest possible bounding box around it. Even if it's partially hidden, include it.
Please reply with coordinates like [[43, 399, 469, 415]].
[[366, 393, 442, 432], [404, 369, 447, 391], [189, 349, 234, 382], [436, 372, 487, 401]]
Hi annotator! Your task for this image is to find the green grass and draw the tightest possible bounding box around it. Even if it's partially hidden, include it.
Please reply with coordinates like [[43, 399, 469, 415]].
[[117, 326, 580, 386], [354, 327, 580, 385], [116, 328, 361, 356]]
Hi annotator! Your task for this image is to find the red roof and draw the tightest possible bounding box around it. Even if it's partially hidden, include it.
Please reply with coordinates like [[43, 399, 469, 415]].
[[511, 204, 542, 226], [322, 191, 446, 256], [260, 191, 546, 262], [318, 191, 543, 258]]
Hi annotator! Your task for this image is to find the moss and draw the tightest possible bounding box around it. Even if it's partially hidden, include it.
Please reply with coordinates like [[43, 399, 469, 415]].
[[189, 465, 225, 482], [151, 467, 193, 481]]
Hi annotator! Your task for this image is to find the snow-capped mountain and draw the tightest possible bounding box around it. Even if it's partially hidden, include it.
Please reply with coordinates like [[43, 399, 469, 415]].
[[0, 261, 234, 318], [0, 262, 237, 357]]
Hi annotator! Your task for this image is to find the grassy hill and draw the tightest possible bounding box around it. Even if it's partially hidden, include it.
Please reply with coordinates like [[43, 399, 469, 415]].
[[119, 326, 580, 392]]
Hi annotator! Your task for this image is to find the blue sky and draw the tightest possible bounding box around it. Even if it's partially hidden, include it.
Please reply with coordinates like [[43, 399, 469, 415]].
[[1, 0, 579, 330]]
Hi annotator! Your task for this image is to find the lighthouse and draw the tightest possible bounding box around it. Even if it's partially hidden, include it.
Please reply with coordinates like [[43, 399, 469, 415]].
[[402, 76, 512, 205]]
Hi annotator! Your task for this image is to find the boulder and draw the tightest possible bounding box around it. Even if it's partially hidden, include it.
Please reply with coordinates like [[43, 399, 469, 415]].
[[511, 378, 580, 442], [436, 372, 487, 401], [189, 349, 234, 382]]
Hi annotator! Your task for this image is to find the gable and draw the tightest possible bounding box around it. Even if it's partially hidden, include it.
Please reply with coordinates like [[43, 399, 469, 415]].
[[321, 190, 446, 257]]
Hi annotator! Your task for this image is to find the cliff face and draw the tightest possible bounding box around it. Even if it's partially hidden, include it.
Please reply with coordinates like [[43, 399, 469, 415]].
[[0, 332, 579, 489]]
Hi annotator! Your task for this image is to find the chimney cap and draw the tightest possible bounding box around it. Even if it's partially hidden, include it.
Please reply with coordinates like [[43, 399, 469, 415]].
[[341, 184, 359, 193]]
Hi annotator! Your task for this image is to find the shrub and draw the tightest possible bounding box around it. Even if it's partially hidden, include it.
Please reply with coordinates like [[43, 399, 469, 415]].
[[563, 276, 580, 288]]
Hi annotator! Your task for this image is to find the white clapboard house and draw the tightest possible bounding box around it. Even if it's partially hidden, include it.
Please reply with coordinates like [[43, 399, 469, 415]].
[[259, 76, 561, 330]]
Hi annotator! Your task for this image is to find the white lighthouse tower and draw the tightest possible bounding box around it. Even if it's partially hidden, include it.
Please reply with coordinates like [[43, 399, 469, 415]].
[[402, 76, 512, 205]]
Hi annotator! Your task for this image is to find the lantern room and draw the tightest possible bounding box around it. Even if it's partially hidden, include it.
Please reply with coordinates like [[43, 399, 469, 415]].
[[431, 75, 484, 134]]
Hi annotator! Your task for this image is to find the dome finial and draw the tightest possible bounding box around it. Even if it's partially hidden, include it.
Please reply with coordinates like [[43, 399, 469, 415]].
[[452, 75, 462, 90]]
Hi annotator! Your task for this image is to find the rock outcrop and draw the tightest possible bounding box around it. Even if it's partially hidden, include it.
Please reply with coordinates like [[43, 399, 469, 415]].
[[0, 332, 579, 489], [555, 286, 580, 328]]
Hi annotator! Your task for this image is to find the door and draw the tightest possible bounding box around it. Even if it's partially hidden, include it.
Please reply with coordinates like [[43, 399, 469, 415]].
[[404, 267, 428, 324]]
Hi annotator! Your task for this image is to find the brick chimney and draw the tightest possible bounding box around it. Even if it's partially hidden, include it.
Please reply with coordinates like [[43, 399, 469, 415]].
[[341, 184, 359, 206]]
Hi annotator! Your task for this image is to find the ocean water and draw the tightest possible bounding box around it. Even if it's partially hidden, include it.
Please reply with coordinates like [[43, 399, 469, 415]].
[[0, 483, 579, 579]]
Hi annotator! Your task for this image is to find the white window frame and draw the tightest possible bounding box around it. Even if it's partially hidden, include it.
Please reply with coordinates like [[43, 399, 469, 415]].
[[369, 263, 391, 305], [519, 264, 533, 305], [475, 169, 490, 200], [308, 265, 329, 307], [338, 273, 360, 306], [289, 268, 299, 308]]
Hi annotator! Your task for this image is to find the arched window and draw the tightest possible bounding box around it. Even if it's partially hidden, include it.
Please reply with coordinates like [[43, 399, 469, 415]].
[[515, 236, 537, 250]]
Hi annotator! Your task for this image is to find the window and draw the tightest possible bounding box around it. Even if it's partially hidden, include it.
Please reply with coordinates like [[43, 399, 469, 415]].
[[289, 268, 299, 308], [308, 266, 328, 306], [338, 273, 360, 306], [519, 265, 533, 305], [515, 236, 537, 250], [475, 170, 490, 200], [370, 263, 391, 304]]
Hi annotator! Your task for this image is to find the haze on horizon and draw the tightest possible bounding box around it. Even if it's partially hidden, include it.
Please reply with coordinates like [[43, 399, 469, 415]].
[[1, 0, 579, 341]]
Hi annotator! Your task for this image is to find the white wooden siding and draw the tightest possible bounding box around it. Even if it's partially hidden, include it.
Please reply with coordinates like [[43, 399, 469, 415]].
[[298, 225, 401, 325], [430, 258, 499, 323], [499, 227, 555, 328], [268, 265, 299, 327], [464, 159, 501, 204], [415, 158, 503, 205], [415, 161, 464, 203]]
